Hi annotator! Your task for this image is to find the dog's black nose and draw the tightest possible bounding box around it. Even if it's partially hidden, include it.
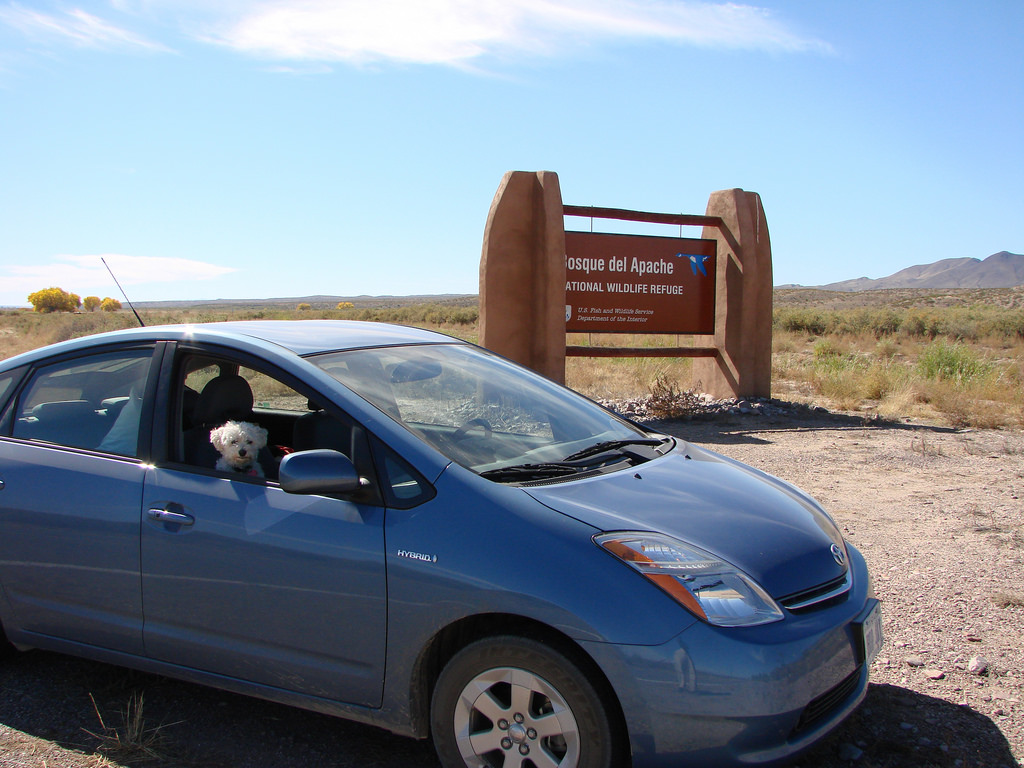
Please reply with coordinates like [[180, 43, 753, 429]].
[[239, 448, 247, 456]]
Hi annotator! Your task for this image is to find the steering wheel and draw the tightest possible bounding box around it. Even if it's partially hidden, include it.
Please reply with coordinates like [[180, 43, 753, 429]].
[[452, 418, 492, 441]]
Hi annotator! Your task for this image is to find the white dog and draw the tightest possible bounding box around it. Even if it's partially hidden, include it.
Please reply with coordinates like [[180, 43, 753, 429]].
[[210, 420, 268, 477]]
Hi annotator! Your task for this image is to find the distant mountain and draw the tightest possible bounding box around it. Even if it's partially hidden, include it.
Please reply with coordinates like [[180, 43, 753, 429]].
[[818, 251, 1024, 292]]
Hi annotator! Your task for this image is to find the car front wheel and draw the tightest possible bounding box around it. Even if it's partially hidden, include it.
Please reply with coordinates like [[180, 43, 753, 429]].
[[430, 635, 619, 768]]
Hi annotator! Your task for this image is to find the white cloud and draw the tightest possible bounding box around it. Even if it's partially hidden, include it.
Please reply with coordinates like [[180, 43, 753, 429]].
[[0, 3, 171, 52], [0, 254, 236, 306], [0, 1, 829, 67], [197, 0, 832, 65]]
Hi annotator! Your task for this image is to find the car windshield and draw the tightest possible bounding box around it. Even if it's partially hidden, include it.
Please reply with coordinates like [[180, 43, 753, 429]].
[[310, 343, 657, 475]]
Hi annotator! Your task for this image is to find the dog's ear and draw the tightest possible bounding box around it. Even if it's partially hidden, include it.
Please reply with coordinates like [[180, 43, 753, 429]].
[[209, 424, 227, 451], [251, 423, 269, 450]]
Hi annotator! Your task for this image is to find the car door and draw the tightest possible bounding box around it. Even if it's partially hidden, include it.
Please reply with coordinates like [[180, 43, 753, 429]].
[[140, 348, 387, 707], [0, 345, 159, 655]]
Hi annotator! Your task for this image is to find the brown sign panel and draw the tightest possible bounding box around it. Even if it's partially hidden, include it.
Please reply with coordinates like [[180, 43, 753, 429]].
[[565, 231, 717, 334]]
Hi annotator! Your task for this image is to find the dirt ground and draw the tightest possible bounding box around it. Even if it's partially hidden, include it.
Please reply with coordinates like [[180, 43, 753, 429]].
[[0, 409, 1022, 768]]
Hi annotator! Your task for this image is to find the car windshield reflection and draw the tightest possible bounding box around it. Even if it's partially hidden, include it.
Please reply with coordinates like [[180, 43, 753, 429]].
[[310, 344, 650, 475]]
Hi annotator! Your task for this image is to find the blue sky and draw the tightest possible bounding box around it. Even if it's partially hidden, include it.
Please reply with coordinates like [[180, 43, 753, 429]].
[[1, 0, 1021, 306]]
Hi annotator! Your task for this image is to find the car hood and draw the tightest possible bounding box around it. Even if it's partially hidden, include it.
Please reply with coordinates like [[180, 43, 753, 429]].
[[524, 443, 847, 599]]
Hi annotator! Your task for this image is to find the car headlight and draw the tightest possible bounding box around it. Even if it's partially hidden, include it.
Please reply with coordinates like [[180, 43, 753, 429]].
[[595, 532, 784, 627]]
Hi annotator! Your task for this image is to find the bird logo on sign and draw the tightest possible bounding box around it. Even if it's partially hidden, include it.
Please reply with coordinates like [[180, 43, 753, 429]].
[[680, 253, 711, 277]]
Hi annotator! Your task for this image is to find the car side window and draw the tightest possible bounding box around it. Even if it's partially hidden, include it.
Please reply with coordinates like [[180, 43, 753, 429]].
[[0, 367, 28, 434], [177, 357, 289, 481], [176, 355, 364, 485], [11, 349, 153, 456], [0, 369, 23, 415]]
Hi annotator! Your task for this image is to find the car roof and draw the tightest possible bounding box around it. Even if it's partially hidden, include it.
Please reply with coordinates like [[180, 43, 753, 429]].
[[0, 320, 463, 369], [194, 320, 461, 356]]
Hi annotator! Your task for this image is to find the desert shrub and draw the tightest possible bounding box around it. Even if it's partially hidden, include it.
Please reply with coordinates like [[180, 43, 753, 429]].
[[831, 308, 900, 336], [812, 369, 863, 409], [941, 311, 981, 341], [869, 308, 902, 336], [769, 294, 1024, 426], [296, 303, 312, 311], [918, 382, 976, 428], [775, 308, 828, 336], [647, 374, 701, 419], [874, 339, 899, 361], [345, 303, 479, 326], [987, 311, 1024, 340], [449, 307, 479, 325], [875, 382, 927, 421], [777, 306, 1024, 344], [900, 311, 932, 338], [861, 360, 905, 401], [811, 338, 846, 362], [916, 341, 992, 384], [809, 342, 869, 408]]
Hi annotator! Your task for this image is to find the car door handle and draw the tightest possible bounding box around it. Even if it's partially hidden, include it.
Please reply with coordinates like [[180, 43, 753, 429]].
[[147, 508, 195, 526]]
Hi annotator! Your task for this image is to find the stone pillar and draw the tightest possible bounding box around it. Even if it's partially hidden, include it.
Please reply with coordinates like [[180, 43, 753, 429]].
[[691, 189, 773, 399], [479, 171, 566, 383]]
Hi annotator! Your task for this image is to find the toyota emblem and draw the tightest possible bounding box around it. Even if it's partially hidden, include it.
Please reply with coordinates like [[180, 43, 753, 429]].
[[830, 543, 846, 566]]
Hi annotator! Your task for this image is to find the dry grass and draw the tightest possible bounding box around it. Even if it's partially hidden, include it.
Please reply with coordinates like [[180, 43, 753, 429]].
[[83, 692, 179, 763], [4, 289, 1024, 429], [0, 311, 137, 360], [771, 325, 1024, 428], [564, 333, 700, 401], [566, 356, 693, 401]]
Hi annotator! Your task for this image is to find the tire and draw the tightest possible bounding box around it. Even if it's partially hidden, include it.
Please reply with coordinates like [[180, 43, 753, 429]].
[[430, 635, 619, 768]]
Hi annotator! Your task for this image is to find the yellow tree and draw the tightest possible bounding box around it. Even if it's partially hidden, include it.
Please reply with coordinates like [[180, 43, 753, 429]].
[[100, 297, 122, 312], [83, 296, 102, 311], [27, 287, 80, 313]]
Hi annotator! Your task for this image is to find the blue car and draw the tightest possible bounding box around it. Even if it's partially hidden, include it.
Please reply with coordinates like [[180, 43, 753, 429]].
[[0, 320, 881, 768]]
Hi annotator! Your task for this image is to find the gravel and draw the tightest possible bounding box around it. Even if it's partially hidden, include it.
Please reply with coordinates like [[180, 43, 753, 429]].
[[1, 403, 1022, 768]]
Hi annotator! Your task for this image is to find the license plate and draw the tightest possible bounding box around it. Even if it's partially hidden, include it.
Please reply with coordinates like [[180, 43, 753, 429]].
[[857, 600, 883, 664]]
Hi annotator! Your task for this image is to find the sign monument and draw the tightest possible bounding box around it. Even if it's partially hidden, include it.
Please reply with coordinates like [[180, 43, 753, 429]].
[[479, 171, 772, 399]]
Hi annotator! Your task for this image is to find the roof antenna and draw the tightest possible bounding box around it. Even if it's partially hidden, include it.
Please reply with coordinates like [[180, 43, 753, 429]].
[[101, 257, 145, 327]]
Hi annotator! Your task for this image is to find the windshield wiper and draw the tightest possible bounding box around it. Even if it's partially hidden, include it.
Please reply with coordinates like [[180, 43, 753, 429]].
[[480, 437, 672, 484], [561, 437, 670, 462], [479, 463, 586, 483]]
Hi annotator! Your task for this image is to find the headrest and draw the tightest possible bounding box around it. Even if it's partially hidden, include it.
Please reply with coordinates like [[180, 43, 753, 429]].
[[192, 374, 254, 426], [292, 410, 352, 453], [31, 399, 94, 420]]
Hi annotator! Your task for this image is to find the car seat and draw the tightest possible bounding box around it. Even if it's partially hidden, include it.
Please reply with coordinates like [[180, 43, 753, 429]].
[[183, 374, 272, 475]]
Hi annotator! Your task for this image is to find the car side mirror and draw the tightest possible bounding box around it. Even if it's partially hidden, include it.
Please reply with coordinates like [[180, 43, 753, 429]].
[[279, 449, 362, 495]]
